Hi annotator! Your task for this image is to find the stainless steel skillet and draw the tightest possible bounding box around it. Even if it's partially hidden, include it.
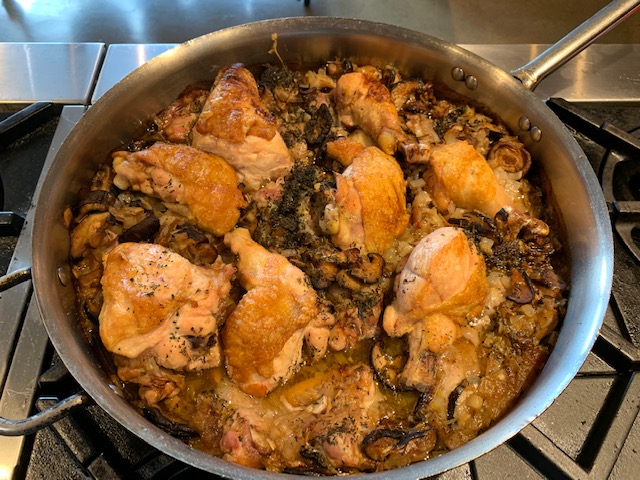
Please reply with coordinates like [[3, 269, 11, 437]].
[[1, 1, 638, 478]]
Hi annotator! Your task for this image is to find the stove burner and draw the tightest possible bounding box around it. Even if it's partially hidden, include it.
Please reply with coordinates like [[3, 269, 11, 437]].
[[547, 98, 640, 350], [548, 98, 640, 264], [604, 126, 640, 265]]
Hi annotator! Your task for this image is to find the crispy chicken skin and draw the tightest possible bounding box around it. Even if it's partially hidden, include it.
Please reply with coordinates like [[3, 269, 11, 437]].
[[426, 140, 514, 218], [192, 63, 293, 191], [383, 227, 488, 337], [335, 72, 410, 155], [111, 142, 246, 236], [325, 146, 409, 254], [222, 228, 333, 397], [99, 242, 234, 371]]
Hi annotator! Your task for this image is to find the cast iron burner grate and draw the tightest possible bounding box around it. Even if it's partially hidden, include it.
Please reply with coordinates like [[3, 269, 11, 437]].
[[2, 100, 640, 480], [0, 103, 61, 276], [548, 98, 640, 353]]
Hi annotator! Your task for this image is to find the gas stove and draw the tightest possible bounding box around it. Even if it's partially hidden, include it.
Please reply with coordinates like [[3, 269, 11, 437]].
[[0, 42, 639, 480]]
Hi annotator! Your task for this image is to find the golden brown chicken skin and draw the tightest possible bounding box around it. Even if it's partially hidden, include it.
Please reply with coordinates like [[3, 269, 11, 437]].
[[383, 226, 488, 336], [324, 146, 409, 254], [112, 142, 246, 236], [221, 228, 334, 397], [425, 140, 514, 218], [99, 242, 234, 371], [192, 63, 293, 191], [334, 71, 410, 155]]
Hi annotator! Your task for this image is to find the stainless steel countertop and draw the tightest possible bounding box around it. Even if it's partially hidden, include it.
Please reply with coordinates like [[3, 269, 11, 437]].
[[1, 42, 638, 105], [0, 43, 104, 105], [2, 1, 639, 46]]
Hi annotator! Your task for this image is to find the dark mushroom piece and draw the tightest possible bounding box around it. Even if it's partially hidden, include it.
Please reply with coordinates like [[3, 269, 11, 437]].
[[119, 215, 160, 243], [507, 268, 536, 304], [448, 210, 497, 239], [304, 103, 333, 147], [76, 190, 117, 218], [536, 267, 567, 292], [362, 426, 437, 468], [283, 466, 327, 477], [371, 335, 409, 391], [142, 407, 199, 439], [447, 384, 465, 420]]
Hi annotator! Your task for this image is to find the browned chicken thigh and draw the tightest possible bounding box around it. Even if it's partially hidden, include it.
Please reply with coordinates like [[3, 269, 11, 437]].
[[334, 71, 410, 155], [222, 228, 334, 397], [425, 140, 515, 218], [323, 146, 409, 254], [111, 142, 246, 236], [99, 242, 235, 371], [192, 63, 294, 191]]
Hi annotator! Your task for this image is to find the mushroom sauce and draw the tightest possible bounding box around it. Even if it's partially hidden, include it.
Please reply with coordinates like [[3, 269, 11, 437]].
[[67, 58, 568, 474]]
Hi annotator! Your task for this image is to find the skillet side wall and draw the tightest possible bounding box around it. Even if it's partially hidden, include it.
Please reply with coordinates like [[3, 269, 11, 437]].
[[30, 17, 613, 479]]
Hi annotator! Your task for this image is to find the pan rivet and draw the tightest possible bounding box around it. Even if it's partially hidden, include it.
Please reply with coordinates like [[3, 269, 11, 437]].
[[464, 75, 478, 90], [451, 67, 465, 82], [530, 126, 542, 142], [57, 266, 69, 287], [518, 115, 531, 131]]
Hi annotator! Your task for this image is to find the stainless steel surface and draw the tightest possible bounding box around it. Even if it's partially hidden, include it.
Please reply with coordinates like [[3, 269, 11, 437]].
[[2, 0, 640, 45], [467, 44, 640, 102], [0, 43, 104, 104], [91, 43, 640, 103], [91, 43, 178, 104], [511, 0, 640, 89], [27, 17, 612, 479]]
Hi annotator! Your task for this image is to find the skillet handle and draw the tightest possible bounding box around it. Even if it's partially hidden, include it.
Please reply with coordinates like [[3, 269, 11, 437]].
[[0, 393, 91, 436], [511, 0, 640, 90], [0, 266, 32, 292]]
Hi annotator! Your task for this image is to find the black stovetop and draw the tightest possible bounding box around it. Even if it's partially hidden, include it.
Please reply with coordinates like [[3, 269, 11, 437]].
[[0, 99, 639, 480]]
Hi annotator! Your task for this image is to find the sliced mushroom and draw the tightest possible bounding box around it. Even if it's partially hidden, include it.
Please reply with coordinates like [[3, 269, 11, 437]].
[[309, 261, 339, 289], [77, 190, 117, 218], [494, 207, 549, 242], [448, 211, 497, 239], [535, 267, 567, 292], [507, 268, 535, 304], [362, 426, 436, 467], [488, 136, 532, 176], [447, 384, 465, 420], [142, 407, 199, 439], [336, 269, 363, 291], [70, 212, 118, 259], [305, 247, 378, 290], [371, 335, 409, 391], [119, 215, 160, 243]]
